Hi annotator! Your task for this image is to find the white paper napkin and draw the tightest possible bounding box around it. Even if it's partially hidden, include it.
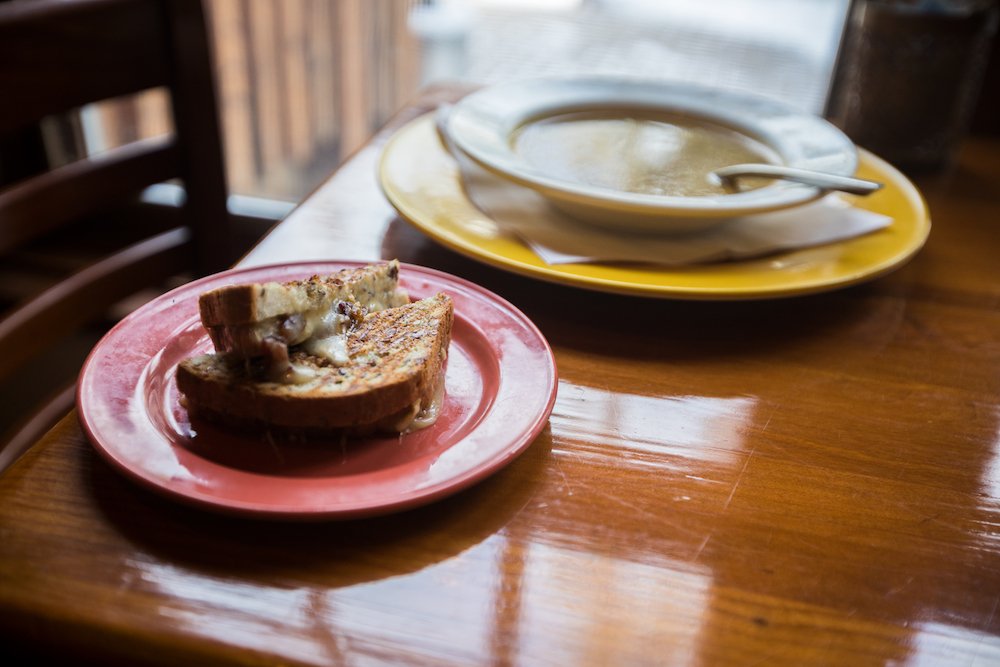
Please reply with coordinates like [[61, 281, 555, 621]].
[[439, 112, 892, 266]]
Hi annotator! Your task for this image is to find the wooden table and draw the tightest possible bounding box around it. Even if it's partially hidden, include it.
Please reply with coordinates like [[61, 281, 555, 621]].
[[2, 86, 999, 666]]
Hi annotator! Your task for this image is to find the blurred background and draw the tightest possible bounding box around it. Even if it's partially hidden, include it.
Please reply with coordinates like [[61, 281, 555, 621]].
[[48, 0, 852, 206]]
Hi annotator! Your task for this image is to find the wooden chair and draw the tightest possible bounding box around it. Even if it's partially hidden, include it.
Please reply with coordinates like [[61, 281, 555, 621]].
[[0, 0, 234, 470]]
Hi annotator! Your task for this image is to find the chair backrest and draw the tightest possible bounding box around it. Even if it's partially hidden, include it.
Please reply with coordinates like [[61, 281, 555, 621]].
[[0, 0, 232, 465]]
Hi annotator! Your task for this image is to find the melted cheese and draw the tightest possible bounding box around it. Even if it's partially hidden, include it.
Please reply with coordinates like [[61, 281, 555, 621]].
[[302, 332, 350, 366], [408, 390, 444, 431], [249, 307, 327, 348], [285, 362, 321, 385], [301, 309, 351, 365], [398, 371, 447, 433]]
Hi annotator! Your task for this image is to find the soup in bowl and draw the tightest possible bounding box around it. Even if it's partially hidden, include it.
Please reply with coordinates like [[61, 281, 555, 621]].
[[445, 77, 859, 232], [513, 110, 779, 198]]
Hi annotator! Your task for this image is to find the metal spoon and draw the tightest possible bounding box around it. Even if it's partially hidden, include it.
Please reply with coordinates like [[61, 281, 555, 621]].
[[712, 164, 884, 196]]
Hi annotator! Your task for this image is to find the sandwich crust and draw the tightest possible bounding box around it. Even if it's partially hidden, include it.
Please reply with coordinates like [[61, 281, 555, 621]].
[[199, 260, 405, 326], [177, 292, 454, 435]]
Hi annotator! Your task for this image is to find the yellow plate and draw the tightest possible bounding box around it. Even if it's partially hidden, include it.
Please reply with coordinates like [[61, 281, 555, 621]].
[[378, 114, 930, 300]]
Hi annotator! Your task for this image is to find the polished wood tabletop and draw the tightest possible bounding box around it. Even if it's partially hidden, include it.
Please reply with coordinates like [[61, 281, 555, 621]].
[[2, 85, 1000, 666]]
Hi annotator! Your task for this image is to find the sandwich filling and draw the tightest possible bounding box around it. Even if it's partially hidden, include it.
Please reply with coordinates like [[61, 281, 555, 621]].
[[209, 292, 404, 369], [257, 299, 365, 383], [201, 261, 408, 364]]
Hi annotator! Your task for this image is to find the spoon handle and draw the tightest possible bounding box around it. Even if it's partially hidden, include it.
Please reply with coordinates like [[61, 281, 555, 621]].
[[713, 164, 884, 195]]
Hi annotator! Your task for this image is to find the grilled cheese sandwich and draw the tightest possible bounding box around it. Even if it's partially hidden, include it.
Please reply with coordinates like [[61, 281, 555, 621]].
[[176, 262, 453, 436]]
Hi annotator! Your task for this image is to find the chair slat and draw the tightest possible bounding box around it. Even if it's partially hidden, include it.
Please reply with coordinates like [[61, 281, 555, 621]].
[[0, 0, 170, 134], [0, 227, 192, 379], [0, 138, 181, 255]]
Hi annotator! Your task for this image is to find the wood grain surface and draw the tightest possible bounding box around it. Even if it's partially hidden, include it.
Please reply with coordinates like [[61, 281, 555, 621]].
[[1, 85, 999, 666]]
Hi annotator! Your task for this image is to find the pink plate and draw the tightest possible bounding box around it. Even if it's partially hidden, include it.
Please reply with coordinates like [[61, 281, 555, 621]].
[[77, 261, 558, 520]]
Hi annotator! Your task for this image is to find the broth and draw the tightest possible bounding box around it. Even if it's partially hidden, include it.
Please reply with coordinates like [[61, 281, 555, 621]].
[[513, 110, 779, 197]]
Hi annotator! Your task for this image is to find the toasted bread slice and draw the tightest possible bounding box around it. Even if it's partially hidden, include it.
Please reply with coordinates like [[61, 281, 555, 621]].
[[177, 292, 454, 435], [200, 260, 408, 358]]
